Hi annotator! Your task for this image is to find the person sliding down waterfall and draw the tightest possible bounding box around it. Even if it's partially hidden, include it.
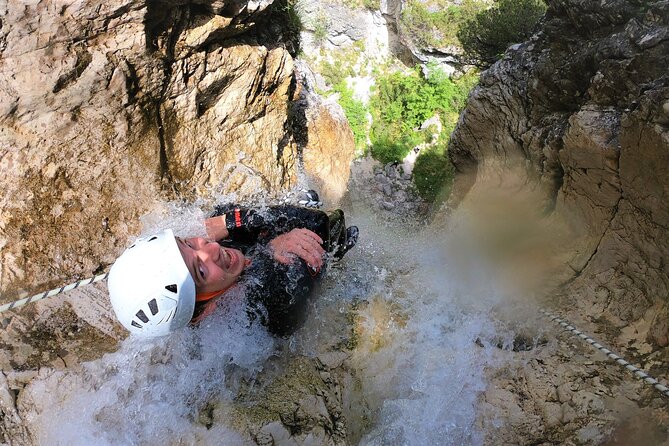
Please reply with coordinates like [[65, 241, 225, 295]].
[[107, 191, 359, 337]]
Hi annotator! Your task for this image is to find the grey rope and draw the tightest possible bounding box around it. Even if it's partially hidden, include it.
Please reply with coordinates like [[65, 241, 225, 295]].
[[0, 272, 109, 314], [540, 309, 669, 398]]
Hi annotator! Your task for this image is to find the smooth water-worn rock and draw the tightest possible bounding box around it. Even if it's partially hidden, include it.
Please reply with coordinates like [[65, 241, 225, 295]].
[[450, 0, 669, 441], [293, 61, 356, 205], [450, 0, 669, 346]]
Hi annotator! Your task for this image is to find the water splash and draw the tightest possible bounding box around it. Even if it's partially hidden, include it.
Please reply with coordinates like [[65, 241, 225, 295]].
[[299, 208, 517, 445], [24, 295, 274, 445], [22, 191, 540, 445]]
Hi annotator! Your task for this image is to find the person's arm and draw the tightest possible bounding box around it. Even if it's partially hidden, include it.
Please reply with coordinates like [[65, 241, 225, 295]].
[[209, 205, 269, 241], [210, 205, 330, 241], [207, 205, 325, 268], [268, 228, 324, 270], [204, 215, 229, 241]]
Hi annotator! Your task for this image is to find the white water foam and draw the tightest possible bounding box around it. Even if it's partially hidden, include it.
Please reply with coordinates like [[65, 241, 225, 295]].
[[294, 206, 517, 445], [23, 195, 530, 445], [24, 294, 275, 445]]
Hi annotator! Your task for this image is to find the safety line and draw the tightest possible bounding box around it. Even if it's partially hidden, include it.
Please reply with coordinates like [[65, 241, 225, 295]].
[[0, 272, 109, 314], [540, 309, 669, 398]]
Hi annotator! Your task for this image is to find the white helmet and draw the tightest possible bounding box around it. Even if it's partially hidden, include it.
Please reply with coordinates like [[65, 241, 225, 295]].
[[107, 229, 195, 337]]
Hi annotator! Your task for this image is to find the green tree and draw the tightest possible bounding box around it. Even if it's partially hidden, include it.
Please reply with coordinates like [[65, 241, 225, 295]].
[[401, 0, 486, 49], [458, 0, 546, 67], [413, 146, 456, 202], [369, 65, 476, 165]]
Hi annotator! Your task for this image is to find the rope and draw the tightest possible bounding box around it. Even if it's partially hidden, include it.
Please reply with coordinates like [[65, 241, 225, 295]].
[[3, 274, 669, 401], [0, 272, 109, 314], [540, 309, 669, 399]]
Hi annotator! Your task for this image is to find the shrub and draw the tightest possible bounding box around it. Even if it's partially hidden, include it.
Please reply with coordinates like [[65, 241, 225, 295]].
[[458, 0, 546, 67], [278, 0, 304, 52], [400, 0, 485, 48], [370, 126, 425, 164], [342, 0, 380, 9], [413, 145, 456, 202], [367, 65, 479, 201], [318, 41, 366, 86], [369, 65, 476, 164], [320, 59, 355, 87], [334, 81, 369, 154], [312, 13, 329, 45]]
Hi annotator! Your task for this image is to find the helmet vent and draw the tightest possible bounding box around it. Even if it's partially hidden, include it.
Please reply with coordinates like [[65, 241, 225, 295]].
[[135, 309, 149, 323], [160, 308, 176, 323], [165, 284, 178, 294], [148, 236, 158, 241], [131, 320, 142, 328], [148, 298, 159, 315]]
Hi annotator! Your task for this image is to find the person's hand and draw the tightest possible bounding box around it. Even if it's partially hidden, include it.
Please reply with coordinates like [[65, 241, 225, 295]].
[[269, 228, 325, 270], [205, 215, 229, 241]]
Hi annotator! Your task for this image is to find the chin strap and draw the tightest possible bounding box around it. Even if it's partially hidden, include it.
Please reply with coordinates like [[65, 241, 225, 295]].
[[0, 272, 109, 314]]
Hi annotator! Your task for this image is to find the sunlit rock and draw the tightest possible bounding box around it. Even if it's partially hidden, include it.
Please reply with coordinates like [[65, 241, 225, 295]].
[[449, 3, 669, 441], [0, 1, 355, 442]]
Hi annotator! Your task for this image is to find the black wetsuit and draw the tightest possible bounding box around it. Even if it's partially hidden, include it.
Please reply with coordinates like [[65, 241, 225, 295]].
[[198, 205, 348, 337]]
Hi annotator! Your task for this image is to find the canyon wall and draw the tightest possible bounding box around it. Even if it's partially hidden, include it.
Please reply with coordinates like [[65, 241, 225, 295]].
[[0, 0, 354, 298], [449, 0, 669, 352], [0, 1, 355, 442]]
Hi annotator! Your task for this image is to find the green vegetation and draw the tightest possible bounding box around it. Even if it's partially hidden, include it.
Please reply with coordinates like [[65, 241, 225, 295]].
[[458, 0, 547, 67], [313, 43, 371, 154], [334, 81, 369, 154], [407, 106, 460, 202], [413, 145, 456, 202], [369, 67, 476, 200], [369, 65, 473, 162], [341, 0, 380, 9], [277, 0, 304, 54], [306, 0, 492, 202], [317, 41, 367, 86], [400, 0, 486, 48], [312, 12, 329, 46], [366, 66, 477, 201]]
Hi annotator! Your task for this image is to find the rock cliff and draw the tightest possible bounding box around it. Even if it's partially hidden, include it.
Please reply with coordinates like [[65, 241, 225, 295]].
[[448, 2, 669, 441], [450, 0, 668, 360], [0, 0, 354, 299], [0, 1, 355, 443]]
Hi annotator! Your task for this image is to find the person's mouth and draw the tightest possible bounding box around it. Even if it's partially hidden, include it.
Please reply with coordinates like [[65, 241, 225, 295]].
[[221, 247, 237, 270], [219, 246, 229, 269]]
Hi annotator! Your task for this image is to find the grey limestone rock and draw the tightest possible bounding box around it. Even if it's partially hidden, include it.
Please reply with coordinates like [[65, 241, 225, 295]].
[[449, 0, 669, 348]]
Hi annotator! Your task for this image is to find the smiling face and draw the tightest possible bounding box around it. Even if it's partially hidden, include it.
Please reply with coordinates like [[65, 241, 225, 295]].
[[176, 237, 246, 294]]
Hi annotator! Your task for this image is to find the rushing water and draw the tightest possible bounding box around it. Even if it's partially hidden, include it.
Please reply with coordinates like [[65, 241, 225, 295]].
[[21, 188, 536, 445]]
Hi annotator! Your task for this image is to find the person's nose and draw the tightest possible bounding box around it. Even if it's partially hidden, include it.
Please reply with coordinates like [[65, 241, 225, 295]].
[[193, 238, 220, 262], [204, 240, 221, 261]]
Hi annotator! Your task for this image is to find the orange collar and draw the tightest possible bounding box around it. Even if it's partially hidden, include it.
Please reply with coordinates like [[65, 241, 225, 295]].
[[196, 287, 230, 303]]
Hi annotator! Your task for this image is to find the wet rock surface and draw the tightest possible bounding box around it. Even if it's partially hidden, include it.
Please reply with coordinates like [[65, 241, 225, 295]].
[[1, 0, 668, 444], [348, 156, 430, 223], [449, 0, 669, 398], [0, 0, 354, 443], [477, 310, 669, 445], [0, 0, 354, 298], [448, 0, 669, 443]]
